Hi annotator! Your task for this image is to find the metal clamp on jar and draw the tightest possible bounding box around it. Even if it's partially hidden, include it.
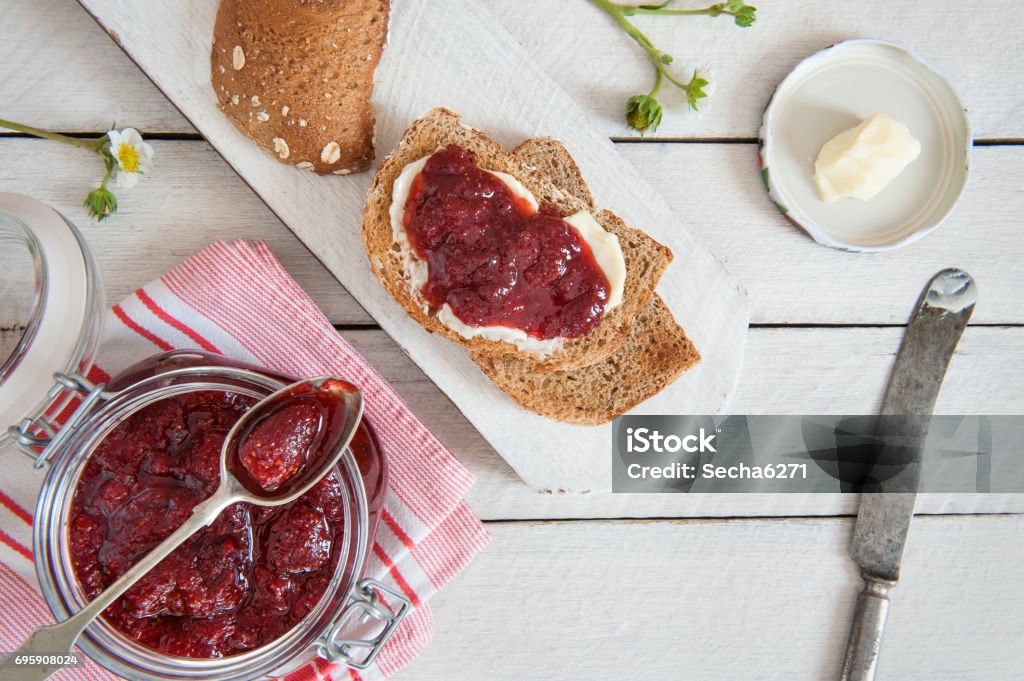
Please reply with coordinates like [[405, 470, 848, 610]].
[[0, 195, 409, 680]]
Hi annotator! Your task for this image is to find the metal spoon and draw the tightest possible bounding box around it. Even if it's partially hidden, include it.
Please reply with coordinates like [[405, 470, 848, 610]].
[[2, 377, 364, 681]]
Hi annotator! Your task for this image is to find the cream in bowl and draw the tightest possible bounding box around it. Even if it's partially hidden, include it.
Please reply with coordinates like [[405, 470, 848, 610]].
[[759, 39, 971, 252], [814, 113, 922, 203]]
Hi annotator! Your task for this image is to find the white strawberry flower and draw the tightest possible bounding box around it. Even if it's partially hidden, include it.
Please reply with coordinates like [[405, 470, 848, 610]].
[[0, 117, 155, 221], [107, 127, 154, 189]]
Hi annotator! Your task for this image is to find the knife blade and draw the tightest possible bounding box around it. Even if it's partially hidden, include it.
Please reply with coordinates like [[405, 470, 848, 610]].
[[839, 268, 977, 681]]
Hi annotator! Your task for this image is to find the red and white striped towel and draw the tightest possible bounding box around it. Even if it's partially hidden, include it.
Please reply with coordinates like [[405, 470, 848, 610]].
[[0, 240, 489, 680]]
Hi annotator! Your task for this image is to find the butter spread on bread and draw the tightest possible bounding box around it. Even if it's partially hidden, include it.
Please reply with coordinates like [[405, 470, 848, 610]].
[[389, 148, 627, 357]]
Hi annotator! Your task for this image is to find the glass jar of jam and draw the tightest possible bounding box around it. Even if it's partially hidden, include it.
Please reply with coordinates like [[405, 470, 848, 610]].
[[27, 350, 408, 679], [1, 197, 407, 679]]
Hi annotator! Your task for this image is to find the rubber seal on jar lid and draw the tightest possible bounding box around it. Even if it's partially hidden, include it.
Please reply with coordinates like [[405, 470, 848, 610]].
[[0, 193, 104, 442], [759, 39, 971, 251]]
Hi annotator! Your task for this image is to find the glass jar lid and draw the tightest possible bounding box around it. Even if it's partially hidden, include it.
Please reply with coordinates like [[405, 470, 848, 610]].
[[0, 193, 104, 443]]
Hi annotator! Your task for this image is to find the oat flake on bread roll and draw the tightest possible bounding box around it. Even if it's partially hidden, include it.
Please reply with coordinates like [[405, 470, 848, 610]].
[[211, 0, 389, 175]]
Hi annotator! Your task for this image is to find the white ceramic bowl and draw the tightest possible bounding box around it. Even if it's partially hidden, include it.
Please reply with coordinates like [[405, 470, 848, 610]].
[[759, 39, 971, 252]]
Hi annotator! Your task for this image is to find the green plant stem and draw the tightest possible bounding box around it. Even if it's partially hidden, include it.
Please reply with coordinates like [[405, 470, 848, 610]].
[[648, 68, 663, 98], [588, 0, 695, 90], [0, 118, 104, 151], [658, 64, 694, 90], [100, 156, 113, 189], [606, 0, 748, 20], [631, 6, 736, 17], [589, 0, 649, 44]]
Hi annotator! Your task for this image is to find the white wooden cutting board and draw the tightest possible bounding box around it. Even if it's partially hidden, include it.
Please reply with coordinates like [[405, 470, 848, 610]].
[[78, 0, 748, 494]]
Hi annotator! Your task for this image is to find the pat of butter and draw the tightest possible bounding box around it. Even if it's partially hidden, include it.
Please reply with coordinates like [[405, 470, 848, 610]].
[[389, 151, 627, 356], [813, 113, 922, 203]]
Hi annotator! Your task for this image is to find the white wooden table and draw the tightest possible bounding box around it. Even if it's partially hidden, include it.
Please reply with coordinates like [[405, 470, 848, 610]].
[[2, 1, 1022, 679]]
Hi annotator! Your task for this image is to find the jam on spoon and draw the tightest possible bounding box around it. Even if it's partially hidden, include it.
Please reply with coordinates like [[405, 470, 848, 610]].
[[238, 400, 320, 490], [228, 378, 360, 497], [4, 377, 364, 679]]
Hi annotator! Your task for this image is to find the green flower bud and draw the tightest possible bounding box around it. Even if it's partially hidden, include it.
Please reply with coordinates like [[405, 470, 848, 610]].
[[686, 71, 710, 111], [625, 94, 664, 134], [734, 5, 757, 27], [84, 186, 118, 221]]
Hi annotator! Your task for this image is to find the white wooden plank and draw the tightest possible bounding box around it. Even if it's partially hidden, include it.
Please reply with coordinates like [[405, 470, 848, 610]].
[[0, 0, 193, 134], [620, 143, 1024, 326], [489, 0, 1024, 141], [0, 140, 370, 326], [4, 322, 1021, 519], [396, 515, 1024, 680], [3, 0, 1023, 141], [76, 0, 749, 496], [1, 139, 1020, 327], [345, 326, 1024, 519]]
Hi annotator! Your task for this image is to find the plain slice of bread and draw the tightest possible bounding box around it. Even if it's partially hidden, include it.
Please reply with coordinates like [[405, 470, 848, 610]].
[[511, 137, 595, 208], [211, 0, 389, 175], [472, 294, 700, 425], [361, 108, 672, 373]]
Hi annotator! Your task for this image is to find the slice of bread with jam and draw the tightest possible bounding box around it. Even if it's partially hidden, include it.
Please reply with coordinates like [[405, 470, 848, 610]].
[[362, 108, 672, 374]]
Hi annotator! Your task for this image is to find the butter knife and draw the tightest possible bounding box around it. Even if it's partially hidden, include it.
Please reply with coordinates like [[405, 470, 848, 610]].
[[839, 268, 977, 681]]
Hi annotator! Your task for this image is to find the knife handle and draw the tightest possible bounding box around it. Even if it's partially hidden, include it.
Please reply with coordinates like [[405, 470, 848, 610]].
[[839, 573, 893, 681]]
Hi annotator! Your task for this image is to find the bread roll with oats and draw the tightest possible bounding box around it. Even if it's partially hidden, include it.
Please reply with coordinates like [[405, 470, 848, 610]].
[[210, 0, 389, 175]]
